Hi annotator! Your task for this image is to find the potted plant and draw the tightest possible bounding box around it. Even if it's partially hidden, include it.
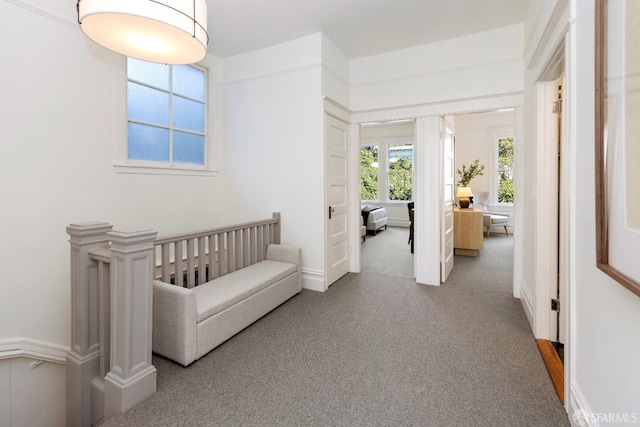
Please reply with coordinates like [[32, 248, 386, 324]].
[[456, 159, 484, 208], [456, 159, 485, 187]]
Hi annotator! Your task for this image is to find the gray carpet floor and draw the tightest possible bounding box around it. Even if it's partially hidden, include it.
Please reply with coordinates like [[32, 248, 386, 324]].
[[361, 226, 414, 278], [104, 229, 569, 426]]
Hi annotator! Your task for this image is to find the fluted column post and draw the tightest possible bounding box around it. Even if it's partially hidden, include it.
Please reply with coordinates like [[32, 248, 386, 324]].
[[104, 228, 158, 419], [66, 222, 114, 427]]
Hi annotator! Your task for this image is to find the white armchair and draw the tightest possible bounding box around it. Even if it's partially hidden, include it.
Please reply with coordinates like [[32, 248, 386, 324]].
[[473, 192, 510, 237]]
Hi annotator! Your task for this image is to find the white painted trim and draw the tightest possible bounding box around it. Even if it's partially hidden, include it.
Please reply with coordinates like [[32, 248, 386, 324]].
[[512, 106, 525, 299], [519, 279, 534, 327], [360, 135, 414, 145], [348, 123, 362, 274], [564, 21, 577, 414], [568, 382, 597, 427], [324, 97, 352, 124], [352, 57, 523, 88], [533, 80, 560, 341], [414, 116, 441, 286], [525, 0, 570, 71], [0, 338, 69, 364], [302, 268, 327, 292], [352, 92, 524, 124], [5, 0, 77, 28], [114, 164, 218, 177], [321, 64, 350, 89], [224, 63, 322, 86]]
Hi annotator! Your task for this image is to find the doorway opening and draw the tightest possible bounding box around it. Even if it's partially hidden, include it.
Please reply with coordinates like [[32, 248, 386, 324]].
[[359, 119, 415, 279], [534, 74, 567, 403]]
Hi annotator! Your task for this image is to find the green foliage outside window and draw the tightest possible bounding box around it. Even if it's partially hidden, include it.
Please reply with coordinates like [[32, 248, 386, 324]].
[[361, 145, 413, 202], [389, 156, 413, 201], [361, 147, 378, 200], [498, 137, 515, 203]]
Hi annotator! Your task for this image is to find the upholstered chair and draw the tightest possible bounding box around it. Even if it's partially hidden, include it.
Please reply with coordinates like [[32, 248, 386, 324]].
[[472, 192, 510, 237]]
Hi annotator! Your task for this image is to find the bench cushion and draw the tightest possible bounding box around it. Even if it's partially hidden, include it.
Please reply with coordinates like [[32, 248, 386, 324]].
[[192, 260, 297, 322]]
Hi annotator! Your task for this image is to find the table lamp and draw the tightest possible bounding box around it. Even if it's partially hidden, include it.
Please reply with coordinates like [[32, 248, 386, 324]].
[[456, 186, 473, 208]]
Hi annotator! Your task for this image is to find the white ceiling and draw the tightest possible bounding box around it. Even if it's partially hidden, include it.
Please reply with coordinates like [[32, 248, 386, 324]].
[[207, 0, 530, 59]]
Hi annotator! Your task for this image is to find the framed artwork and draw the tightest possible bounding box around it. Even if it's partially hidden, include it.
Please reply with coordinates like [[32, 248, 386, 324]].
[[595, 0, 640, 296]]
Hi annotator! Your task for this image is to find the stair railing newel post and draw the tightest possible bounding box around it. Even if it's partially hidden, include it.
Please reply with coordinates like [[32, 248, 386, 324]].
[[103, 228, 159, 419], [66, 222, 114, 427]]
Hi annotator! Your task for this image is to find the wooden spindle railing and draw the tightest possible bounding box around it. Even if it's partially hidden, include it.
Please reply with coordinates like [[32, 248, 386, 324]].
[[67, 213, 280, 425], [153, 212, 281, 288], [88, 247, 111, 381]]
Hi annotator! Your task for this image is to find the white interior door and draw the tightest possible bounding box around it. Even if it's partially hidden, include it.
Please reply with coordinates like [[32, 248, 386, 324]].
[[441, 123, 455, 281], [325, 114, 350, 287]]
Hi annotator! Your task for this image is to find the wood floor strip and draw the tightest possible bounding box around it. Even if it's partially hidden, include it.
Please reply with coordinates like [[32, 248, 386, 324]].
[[536, 339, 564, 402]]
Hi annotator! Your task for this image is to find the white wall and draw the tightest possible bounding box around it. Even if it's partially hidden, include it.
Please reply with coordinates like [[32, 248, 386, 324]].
[[454, 111, 515, 194], [350, 24, 524, 111], [0, 358, 65, 426], [525, 0, 640, 420], [454, 111, 515, 229], [1, 1, 226, 424], [222, 33, 330, 291], [571, 0, 640, 420], [321, 34, 351, 108]]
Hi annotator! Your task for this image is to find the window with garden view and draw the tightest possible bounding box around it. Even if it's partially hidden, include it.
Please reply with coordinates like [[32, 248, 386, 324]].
[[361, 145, 379, 201], [361, 143, 413, 202], [497, 136, 514, 203]]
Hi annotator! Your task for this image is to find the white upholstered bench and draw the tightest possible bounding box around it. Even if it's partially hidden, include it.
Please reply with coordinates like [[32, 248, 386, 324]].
[[152, 244, 301, 366]]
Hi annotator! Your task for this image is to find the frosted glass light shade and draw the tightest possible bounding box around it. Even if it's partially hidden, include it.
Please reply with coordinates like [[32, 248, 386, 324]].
[[78, 0, 208, 64]]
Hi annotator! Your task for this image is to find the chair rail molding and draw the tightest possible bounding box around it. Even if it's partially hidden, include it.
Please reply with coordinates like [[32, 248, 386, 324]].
[[0, 338, 69, 364]]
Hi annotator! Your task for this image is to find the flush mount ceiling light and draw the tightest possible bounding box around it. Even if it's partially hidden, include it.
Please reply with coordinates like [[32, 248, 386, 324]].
[[77, 0, 208, 64]]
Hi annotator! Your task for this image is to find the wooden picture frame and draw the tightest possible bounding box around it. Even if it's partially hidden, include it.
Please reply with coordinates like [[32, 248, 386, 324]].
[[595, 0, 640, 297]]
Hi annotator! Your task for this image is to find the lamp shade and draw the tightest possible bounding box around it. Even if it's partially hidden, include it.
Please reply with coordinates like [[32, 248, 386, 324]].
[[456, 186, 473, 198], [78, 0, 208, 64]]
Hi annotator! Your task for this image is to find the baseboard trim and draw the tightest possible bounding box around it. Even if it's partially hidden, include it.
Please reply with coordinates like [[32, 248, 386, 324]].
[[519, 278, 534, 328], [568, 382, 596, 427], [302, 268, 326, 292], [0, 338, 69, 364]]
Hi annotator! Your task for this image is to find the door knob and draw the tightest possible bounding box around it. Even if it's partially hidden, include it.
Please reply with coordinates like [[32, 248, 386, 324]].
[[329, 206, 335, 219]]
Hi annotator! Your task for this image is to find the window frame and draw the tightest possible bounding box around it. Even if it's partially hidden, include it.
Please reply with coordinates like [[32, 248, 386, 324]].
[[115, 59, 216, 177], [387, 142, 414, 202], [490, 128, 515, 206], [360, 137, 414, 204], [360, 144, 380, 202]]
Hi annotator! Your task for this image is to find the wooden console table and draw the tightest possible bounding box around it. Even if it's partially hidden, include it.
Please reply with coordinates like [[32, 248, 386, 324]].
[[453, 207, 484, 256]]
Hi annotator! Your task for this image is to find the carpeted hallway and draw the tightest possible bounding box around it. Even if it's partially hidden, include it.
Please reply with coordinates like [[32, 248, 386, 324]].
[[104, 227, 569, 426]]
